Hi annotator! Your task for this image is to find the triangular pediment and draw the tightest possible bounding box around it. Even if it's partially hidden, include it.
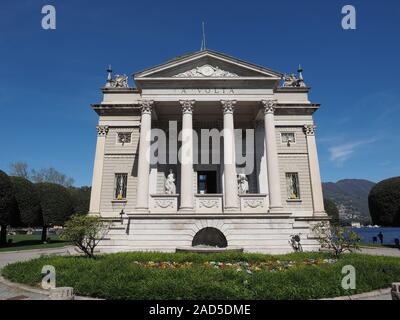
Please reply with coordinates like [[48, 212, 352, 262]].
[[134, 50, 283, 81]]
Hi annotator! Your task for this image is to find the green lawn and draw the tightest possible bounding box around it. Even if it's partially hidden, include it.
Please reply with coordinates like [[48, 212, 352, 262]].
[[2, 251, 400, 300], [0, 234, 70, 252]]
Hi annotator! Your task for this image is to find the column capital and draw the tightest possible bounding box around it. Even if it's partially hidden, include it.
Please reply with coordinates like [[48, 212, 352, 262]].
[[180, 100, 195, 114], [262, 99, 277, 114], [221, 100, 237, 114], [139, 100, 154, 115], [96, 125, 109, 136], [304, 124, 317, 136]]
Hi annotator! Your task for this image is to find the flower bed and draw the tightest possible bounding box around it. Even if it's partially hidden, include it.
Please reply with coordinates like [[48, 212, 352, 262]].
[[133, 258, 337, 274]]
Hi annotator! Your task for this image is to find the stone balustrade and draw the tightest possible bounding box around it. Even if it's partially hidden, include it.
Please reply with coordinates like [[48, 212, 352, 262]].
[[150, 194, 179, 213], [195, 194, 223, 213], [239, 194, 268, 213]]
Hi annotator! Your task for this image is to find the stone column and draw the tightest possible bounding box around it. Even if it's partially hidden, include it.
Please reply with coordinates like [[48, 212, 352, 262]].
[[179, 100, 195, 211], [89, 125, 109, 215], [221, 100, 239, 211], [262, 100, 283, 211], [304, 125, 326, 215], [255, 121, 269, 196], [135, 100, 153, 212]]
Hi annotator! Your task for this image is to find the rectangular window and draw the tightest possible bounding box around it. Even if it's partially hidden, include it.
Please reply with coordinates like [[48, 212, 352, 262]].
[[197, 171, 217, 194], [117, 132, 132, 145], [114, 173, 128, 200], [281, 132, 296, 144], [286, 173, 300, 200]]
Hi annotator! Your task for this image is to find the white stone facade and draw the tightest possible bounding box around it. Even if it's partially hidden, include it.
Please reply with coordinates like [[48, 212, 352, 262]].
[[89, 50, 329, 253]]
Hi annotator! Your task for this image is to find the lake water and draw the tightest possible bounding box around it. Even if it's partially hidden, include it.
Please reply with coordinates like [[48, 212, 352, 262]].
[[351, 227, 400, 245]]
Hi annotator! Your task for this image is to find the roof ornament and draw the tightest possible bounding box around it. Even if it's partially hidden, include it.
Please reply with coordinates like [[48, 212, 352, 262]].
[[200, 22, 206, 51], [105, 65, 113, 87], [105, 65, 129, 88], [298, 64, 304, 83], [282, 65, 307, 88]]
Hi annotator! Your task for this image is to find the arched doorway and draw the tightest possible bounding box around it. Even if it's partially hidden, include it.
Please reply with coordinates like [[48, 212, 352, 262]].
[[192, 227, 228, 248]]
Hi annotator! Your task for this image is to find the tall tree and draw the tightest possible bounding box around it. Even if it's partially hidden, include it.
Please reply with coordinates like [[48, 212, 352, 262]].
[[0, 171, 17, 245], [36, 183, 74, 242], [11, 177, 43, 227], [9, 162, 29, 179], [69, 186, 91, 214], [31, 167, 74, 188], [369, 177, 400, 227]]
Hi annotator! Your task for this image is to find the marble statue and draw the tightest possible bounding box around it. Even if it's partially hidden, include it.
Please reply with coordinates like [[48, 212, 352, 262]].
[[113, 74, 129, 88], [283, 74, 299, 87], [165, 169, 176, 194], [237, 174, 249, 195], [282, 65, 307, 88], [105, 65, 129, 88]]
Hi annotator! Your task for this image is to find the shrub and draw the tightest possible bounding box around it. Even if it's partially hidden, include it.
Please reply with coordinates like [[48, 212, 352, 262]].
[[369, 177, 400, 227], [312, 221, 361, 257], [61, 215, 109, 258]]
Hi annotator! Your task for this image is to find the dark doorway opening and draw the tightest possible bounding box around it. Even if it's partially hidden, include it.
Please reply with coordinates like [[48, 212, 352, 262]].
[[197, 171, 217, 194], [192, 227, 228, 248]]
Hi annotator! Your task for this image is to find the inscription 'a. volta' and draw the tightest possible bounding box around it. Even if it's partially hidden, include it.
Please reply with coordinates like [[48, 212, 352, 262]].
[[177, 88, 235, 95]]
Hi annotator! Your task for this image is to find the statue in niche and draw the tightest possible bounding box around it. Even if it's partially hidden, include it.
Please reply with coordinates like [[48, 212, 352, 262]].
[[237, 174, 249, 195], [165, 169, 176, 194]]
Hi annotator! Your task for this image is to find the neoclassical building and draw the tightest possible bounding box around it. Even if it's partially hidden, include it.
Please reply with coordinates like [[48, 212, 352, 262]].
[[89, 50, 328, 253]]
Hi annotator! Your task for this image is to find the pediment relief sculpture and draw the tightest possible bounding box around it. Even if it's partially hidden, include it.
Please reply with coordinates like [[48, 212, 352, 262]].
[[173, 64, 239, 78]]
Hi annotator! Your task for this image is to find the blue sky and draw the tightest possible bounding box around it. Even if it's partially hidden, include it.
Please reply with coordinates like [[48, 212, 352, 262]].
[[0, 0, 399, 186]]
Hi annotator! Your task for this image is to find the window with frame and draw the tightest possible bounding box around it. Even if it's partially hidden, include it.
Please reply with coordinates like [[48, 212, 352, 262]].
[[114, 173, 128, 200], [281, 132, 296, 144], [286, 173, 300, 200], [117, 132, 132, 145]]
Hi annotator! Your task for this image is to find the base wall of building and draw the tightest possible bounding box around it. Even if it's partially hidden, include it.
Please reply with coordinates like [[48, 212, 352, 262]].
[[97, 215, 324, 254]]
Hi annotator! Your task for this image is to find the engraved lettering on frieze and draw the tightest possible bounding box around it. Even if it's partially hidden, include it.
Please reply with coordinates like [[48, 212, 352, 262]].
[[177, 88, 235, 95]]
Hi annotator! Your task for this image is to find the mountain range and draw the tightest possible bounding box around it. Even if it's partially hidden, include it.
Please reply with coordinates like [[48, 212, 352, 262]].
[[322, 179, 376, 224]]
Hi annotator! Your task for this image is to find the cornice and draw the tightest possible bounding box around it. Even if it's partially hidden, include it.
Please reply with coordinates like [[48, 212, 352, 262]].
[[101, 87, 141, 94], [275, 87, 311, 93]]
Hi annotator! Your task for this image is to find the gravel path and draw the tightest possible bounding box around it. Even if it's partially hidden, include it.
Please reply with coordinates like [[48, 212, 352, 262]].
[[0, 246, 74, 300]]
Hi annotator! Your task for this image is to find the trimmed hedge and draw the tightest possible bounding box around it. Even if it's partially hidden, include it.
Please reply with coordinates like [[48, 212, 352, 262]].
[[35, 182, 74, 227], [2, 252, 400, 300], [369, 177, 400, 227], [0, 170, 17, 245], [11, 177, 42, 227]]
